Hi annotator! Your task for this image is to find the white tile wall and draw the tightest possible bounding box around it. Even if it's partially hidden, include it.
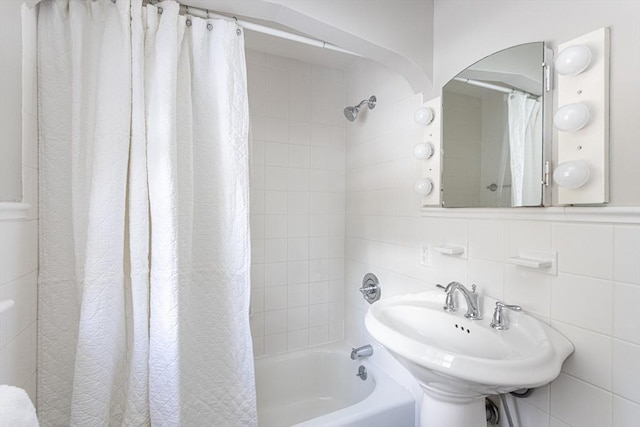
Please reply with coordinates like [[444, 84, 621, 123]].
[[247, 50, 346, 357], [343, 58, 640, 427], [0, 3, 38, 404]]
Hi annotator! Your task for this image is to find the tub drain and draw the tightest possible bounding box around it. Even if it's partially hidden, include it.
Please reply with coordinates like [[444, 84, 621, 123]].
[[356, 365, 367, 381]]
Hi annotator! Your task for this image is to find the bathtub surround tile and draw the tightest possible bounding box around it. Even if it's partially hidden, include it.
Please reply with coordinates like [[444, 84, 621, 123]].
[[264, 333, 287, 355], [309, 303, 329, 327], [308, 325, 329, 346], [265, 166, 288, 191], [287, 261, 309, 284], [251, 264, 265, 288], [264, 262, 287, 287], [252, 336, 265, 358], [287, 307, 309, 331], [264, 215, 287, 239], [265, 142, 289, 167], [264, 191, 287, 214], [287, 239, 309, 261], [265, 286, 288, 312], [287, 215, 309, 238], [264, 310, 288, 335], [288, 121, 310, 146], [248, 52, 345, 355], [287, 330, 309, 351], [265, 117, 288, 143], [287, 284, 309, 308], [264, 239, 288, 263], [251, 239, 265, 264], [287, 168, 309, 191]]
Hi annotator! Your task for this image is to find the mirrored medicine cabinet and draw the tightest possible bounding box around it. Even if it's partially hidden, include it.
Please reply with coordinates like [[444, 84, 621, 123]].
[[440, 42, 552, 208]]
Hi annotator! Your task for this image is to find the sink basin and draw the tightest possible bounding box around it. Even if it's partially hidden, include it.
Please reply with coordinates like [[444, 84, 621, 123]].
[[365, 289, 573, 427]]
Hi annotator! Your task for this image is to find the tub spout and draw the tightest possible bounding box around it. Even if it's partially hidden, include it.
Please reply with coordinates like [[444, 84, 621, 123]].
[[350, 344, 373, 360]]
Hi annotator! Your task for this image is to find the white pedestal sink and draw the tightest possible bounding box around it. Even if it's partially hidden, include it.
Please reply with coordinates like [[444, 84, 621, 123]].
[[364, 289, 573, 427]]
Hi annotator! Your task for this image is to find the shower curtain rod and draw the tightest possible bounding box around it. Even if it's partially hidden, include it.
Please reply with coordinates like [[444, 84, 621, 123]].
[[453, 77, 539, 98], [145, 0, 361, 57]]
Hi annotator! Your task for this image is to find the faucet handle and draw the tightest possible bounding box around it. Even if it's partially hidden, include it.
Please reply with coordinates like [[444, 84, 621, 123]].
[[495, 301, 522, 311], [490, 301, 522, 330], [436, 284, 446, 291]]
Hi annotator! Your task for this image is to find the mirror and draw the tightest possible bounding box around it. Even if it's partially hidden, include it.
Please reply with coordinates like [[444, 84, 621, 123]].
[[441, 42, 549, 208]]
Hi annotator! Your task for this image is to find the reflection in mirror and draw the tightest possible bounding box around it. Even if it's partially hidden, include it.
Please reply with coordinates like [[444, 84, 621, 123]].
[[442, 42, 546, 208]]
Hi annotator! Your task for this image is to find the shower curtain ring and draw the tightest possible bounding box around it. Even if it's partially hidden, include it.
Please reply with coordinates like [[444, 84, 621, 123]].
[[206, 9, 210, 19]]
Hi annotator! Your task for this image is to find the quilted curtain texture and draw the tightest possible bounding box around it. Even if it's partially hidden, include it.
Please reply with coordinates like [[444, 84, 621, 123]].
[[507, 93, 542, 207], [37, 0, 257, 425]]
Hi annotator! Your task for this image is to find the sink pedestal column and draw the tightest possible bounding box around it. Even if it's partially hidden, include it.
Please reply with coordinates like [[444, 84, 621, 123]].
[[420, 390, 485, 427]]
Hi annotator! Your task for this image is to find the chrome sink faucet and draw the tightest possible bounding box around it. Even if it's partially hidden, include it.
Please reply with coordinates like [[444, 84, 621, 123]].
[[437, 282, 483, 320]]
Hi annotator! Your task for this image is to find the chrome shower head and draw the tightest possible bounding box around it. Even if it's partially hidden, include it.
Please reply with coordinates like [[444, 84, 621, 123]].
[[344, 95, 376, 121], [344, 106, 359, 122]]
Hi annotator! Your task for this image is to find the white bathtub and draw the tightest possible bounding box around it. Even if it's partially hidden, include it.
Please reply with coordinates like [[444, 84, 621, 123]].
[[255, 342, 415, 427]]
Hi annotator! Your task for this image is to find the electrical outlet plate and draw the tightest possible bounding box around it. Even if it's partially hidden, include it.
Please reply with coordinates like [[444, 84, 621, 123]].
[[419, 243, 432, 266]]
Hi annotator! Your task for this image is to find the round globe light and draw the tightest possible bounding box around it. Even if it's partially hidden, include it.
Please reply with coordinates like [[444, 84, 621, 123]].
[[555, 44, 592, 76], [414, 107, 434, 126], [414, 178, 434, 196], [413, 143, 434, 160], [553, 161, 590, 189], [553, 103, 590, 132]]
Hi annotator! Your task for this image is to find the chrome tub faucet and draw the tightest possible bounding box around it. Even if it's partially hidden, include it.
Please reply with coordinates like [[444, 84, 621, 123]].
[[350, 344, 374, 360]]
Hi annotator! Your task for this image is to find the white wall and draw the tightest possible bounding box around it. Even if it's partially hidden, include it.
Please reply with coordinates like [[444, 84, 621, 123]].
[[0, 0, 24, 201], [343, 2, 640, 424], [246, 50, 347, 356], [0, 3, 38, 404]]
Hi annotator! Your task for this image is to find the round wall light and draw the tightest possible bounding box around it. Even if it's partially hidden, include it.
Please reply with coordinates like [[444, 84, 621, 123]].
[[555, 44, 592, 76], [414, 107, 434, 126], [553, 160, 590, 189], [553, 102, 590, 132], [414, 178, 434, 196], [413, 142, 434, 160]]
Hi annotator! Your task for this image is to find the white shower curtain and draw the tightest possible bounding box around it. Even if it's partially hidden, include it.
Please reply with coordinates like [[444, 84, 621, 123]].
[[37, 1, 256, 425], [507, 92, 542, 206]]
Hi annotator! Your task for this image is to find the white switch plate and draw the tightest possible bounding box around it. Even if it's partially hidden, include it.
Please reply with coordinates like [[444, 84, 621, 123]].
[[419, 243, 432, 266]]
